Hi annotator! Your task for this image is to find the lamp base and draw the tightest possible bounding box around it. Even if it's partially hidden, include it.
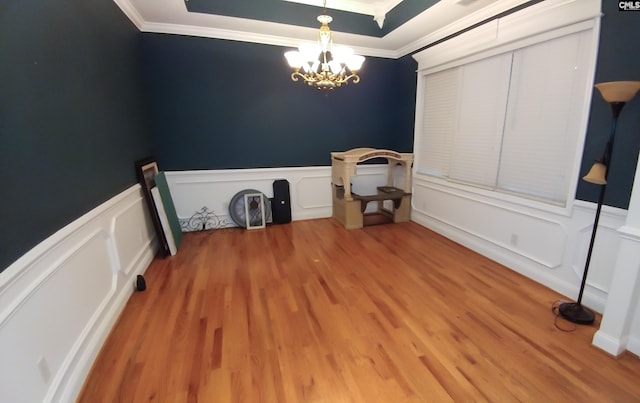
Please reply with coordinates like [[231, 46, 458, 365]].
[[558, 302, 595, 325]]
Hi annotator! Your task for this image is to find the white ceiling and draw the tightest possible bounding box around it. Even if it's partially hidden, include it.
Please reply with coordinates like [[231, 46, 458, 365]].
[[114, 0, 532, 58]]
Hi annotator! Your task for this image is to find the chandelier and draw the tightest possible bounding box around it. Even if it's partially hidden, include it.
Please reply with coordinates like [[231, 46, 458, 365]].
[[284, 3, 365, 91]]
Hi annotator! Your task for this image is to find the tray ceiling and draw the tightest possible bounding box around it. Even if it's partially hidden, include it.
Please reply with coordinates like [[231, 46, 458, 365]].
[[114, 0, 534, 58]]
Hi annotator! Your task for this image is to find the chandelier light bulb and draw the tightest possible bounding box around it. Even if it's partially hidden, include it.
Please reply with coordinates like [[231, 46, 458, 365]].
[[299, 43, 321, 62], [346, 55, 365, 72], [331, 45, 353, 64], [284, 51, 303, 69], [329, 60, 342, 74]]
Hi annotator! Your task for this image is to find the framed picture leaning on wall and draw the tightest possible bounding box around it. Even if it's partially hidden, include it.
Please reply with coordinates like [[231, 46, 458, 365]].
[[135, 157, 170, 256], [244, 193, 266, 230]]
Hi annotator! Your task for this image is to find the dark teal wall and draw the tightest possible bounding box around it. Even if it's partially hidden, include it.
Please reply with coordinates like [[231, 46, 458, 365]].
[[140, 34, 416, 170], [1, 1, 636, 273], [576, 2, 640, 209], [0, 1, 153, 271]]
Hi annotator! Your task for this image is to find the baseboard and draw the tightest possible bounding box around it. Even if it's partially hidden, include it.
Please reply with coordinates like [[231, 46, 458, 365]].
[[593, 329, 628, 357], [626, 334, 640, 357]]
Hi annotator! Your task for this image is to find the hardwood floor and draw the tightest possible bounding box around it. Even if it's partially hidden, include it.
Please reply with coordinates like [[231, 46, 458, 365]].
[[78, 219, 640, 402]]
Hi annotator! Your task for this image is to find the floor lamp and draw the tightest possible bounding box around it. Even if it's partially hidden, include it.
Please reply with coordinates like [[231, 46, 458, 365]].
[[559, 80, 640, 325]]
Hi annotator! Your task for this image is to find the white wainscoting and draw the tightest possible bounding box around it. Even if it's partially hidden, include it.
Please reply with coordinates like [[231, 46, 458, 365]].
[[629, 301, 640, 356], [0, 185, 157, 403], [410, 175, 627, 314], [164, 165, 390, 230]]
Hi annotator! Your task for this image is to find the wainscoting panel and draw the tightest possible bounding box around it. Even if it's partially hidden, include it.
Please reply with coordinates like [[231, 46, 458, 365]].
[[414, 181, 567, 269], [165, 165, 389, 230], [572, 216, 622, 295], [411, 176, 626, 314], [0, 185, 157, 403], [294, 175, 332, 211], [112, 197, 157, 275]]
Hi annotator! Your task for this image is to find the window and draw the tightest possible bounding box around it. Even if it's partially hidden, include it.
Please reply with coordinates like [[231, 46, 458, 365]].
[[415, 22, 597, 206]]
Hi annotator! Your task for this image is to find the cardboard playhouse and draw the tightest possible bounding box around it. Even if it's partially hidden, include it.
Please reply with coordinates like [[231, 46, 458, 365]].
[[331, 148, 414, 229]]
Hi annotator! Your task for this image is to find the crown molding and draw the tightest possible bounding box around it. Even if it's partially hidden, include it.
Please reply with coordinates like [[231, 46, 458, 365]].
[[394, 0, 531, 57], [113, 0, 145, 30], [140, 20, 398, 58], [114, 0, 537, 59]]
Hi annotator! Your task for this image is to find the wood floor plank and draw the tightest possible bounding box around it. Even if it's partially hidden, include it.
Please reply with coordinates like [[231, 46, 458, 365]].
[[78, 219, 640, 402]]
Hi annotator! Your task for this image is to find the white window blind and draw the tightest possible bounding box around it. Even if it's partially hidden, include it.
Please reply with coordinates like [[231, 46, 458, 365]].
[[497, 31, 592, 203], [416, 28, 594, 205], [449, 53, 512, 187], [418, 68, 459, 177]]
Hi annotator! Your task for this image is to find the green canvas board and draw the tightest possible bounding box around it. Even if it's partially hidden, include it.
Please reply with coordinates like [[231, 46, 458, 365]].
[[154, 172, 183, 250]]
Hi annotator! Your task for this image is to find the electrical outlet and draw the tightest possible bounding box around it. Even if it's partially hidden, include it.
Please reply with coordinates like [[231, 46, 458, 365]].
[[37, 356, 51, 383]]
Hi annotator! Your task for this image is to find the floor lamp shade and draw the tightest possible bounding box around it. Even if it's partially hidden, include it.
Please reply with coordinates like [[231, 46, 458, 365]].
[[559, 81, 640, 325], [582, 162, 607, 185], [594, 81, 640, 102]]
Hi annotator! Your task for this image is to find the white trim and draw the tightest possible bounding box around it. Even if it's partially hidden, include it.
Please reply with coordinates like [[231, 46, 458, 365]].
[[164, 165, 390, 229], [0, 185, 157, 403], [0, 185, 142, 291], [396, 0, 530, 57], [0, 229, 104, 328], [413, 0, 601, 71], [628, 333, 640, 357], [412, 173, 573, 217], [416, 20, 597, 76], [617, 225, 640, 241], [412, 210, 578, 291], [412, 180, 567, 270], [140, 21, 398, 58], [112, 0, 144, 30], [115, 0, 546, 59], [592, 330, 628, 356], [410, 174, 627, 315]]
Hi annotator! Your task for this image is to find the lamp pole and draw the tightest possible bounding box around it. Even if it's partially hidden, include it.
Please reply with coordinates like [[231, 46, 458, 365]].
[[575, 102, 623, 306], [559, 81, 640, 325]]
